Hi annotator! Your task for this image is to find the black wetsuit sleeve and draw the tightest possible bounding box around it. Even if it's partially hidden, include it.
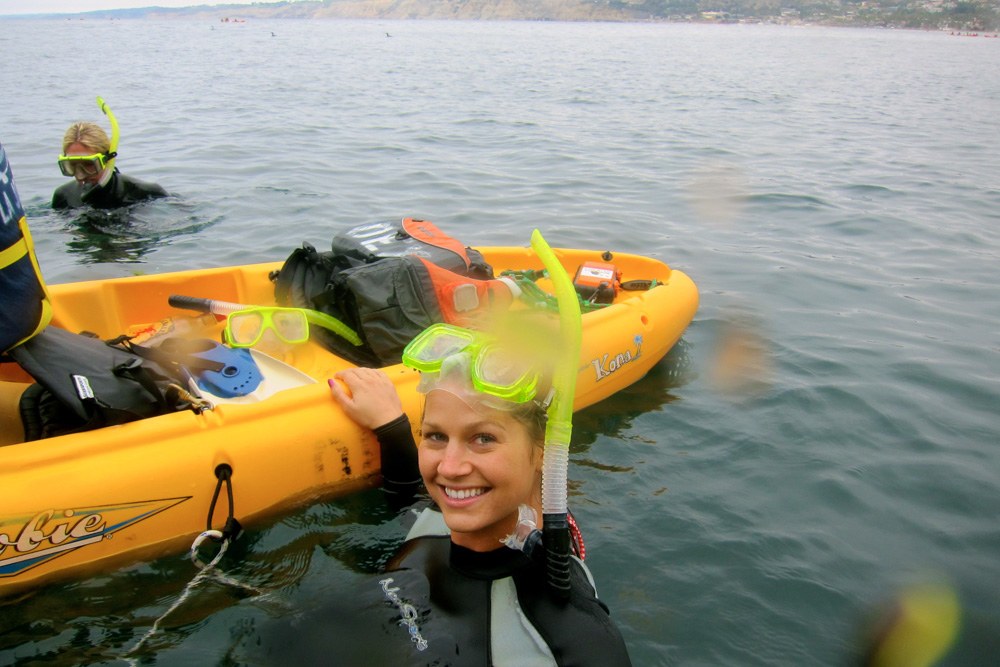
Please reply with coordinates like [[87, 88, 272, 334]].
[[131, 177, 168, 198], [373, 414, 421, 494], [51, 182, 76, 209]]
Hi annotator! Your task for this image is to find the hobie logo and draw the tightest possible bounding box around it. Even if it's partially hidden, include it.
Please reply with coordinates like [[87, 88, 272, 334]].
[[0, 498, 189, 578], [592, 334, 643, 381]]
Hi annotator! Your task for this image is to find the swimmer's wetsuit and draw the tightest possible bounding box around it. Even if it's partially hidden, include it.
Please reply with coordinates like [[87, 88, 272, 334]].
[[379, 508, 633, 666], [248, 414, 632, 665], [52, 169, 167, 210], [376, 414, 633, 666]]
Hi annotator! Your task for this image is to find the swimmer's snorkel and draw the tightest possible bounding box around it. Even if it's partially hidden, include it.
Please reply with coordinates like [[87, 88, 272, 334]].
[[96, 96, 119, 187], [531, 229, 582, 603]]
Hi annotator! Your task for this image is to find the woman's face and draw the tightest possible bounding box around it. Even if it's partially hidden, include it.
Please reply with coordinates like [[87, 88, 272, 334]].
[[63, 141, 105, 185], [418, 390, 543, 552]]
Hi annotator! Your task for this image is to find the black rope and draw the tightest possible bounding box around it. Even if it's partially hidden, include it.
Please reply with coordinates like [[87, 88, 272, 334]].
[[206, 464, 242, 541]]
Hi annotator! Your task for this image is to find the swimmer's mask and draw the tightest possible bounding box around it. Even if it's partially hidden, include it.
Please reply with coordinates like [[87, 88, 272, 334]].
[[58, 96, 119, 179], [225, 307, 310, 348], [57, 152, 116, 178], [402, 322, 547, 408], [223, 306, 362, 348]]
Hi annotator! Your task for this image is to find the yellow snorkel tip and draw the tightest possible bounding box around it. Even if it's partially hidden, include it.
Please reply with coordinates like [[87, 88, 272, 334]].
[[96, 96, 119, 173]]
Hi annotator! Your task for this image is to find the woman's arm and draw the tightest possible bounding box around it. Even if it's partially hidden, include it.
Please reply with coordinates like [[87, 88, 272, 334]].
[[329, 368, 420, 492]]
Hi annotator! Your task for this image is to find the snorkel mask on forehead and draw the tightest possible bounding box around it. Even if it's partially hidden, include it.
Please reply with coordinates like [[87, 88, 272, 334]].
[[402, 322, 550, 412], [57, 96, 119, 180]]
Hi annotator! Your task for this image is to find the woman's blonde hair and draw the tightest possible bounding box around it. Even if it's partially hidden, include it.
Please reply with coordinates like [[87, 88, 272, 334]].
[[62, 122, 110, 155], [511, 399, 548, 449]]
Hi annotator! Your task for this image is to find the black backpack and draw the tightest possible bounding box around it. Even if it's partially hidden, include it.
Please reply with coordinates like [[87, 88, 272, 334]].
[[272, 219, 494, 367]]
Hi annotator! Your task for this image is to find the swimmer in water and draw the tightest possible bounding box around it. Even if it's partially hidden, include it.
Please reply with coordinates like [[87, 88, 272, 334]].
[[327, 323, 632, 665], [52, 98, 167, 210]]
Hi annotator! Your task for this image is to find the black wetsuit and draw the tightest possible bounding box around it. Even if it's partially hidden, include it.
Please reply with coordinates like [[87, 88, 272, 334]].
[[51, 168, 167, 210], [250, 414, 632, 665]]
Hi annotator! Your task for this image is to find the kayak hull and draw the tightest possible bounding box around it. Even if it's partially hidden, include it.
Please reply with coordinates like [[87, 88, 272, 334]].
[[0, 246, 697, 595]]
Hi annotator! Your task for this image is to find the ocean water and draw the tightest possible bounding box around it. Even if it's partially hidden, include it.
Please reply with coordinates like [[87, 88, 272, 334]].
[[2, 17, 999, 666]]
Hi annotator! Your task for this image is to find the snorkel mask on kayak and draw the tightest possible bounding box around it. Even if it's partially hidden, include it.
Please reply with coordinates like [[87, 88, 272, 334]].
[[225, 307, 310, 348], [57, 96, 119, 184], [223, 306, 362, 349], [402, 322, 551, 412]]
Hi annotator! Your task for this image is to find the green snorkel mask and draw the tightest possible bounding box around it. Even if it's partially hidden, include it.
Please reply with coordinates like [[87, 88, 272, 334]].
[[402, 322, 545, 410], [223, 306, 362, 349], [57, 96, 119, 183], [168, 295, 362, 348], [531, 229, 582, 602]]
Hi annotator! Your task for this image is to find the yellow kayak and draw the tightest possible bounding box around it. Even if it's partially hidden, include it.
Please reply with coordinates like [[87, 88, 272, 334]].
[[0, 246, 697, 596]]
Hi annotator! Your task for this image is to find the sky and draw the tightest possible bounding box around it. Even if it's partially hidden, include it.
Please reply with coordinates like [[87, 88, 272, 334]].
[[0, 0, 264, 16]]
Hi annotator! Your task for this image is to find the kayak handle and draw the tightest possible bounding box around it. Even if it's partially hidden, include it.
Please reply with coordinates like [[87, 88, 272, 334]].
[[620, 279, 658, 291], [169, 294, 248, 316]]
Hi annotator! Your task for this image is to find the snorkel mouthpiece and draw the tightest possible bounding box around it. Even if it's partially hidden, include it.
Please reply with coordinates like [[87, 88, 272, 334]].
[[502, 504, 542, 556], [531, 229, 582, 603]]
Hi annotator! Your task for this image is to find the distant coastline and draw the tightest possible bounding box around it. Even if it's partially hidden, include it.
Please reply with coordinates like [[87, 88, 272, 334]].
[[5, 0, 998, 32]]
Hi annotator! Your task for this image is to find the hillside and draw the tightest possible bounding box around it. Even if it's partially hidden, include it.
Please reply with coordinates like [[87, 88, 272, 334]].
[[70, 0, 1000, 31]]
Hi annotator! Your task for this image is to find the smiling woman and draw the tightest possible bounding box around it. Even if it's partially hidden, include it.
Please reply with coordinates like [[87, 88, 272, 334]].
[[322, 325, 633, 665], [417, 388, 544, 552]]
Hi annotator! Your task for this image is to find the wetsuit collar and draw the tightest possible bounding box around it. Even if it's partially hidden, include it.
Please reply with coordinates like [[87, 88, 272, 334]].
[[449, 541, 536, 581]]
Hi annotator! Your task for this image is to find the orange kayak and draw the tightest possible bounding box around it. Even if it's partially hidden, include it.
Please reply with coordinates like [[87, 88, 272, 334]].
[[0, 246, 697, 596]]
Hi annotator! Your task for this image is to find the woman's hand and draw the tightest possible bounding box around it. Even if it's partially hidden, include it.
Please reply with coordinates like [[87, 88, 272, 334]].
[[329, 367, 404, 430]]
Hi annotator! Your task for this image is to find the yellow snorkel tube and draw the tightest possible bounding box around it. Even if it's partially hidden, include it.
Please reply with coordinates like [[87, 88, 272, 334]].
[[97, 96, 119, 169], [530, 229, 582, 602]]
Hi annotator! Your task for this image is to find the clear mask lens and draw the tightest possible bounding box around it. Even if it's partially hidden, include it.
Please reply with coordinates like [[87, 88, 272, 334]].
[[271, 310, 309, 342], [404, 324, 476, 372], [473, 344, 538, 402], [225, 308, 309, 347], [58, 154, 105, 178]]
